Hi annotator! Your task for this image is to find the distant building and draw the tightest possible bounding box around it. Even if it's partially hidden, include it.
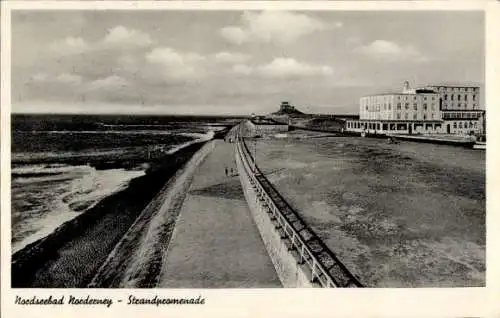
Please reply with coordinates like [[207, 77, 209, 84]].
[[245, 118, 289, 136], [346, 81, 442, 135], [424, 84, 483, 135], [345, 81, 484, 135]]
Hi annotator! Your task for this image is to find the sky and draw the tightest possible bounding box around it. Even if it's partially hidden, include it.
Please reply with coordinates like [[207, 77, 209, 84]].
[[11, 10, 484, 115]]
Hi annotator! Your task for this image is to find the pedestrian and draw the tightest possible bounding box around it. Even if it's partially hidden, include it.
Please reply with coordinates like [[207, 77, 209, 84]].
[[225, 166, 228, 177]]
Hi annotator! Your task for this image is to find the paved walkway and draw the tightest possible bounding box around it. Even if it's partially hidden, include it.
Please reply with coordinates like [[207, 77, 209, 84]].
[[159, 140, 281, 288]]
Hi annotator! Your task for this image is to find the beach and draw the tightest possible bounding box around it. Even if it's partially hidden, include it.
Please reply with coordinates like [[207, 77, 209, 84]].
[[247, 131, 485, 287]]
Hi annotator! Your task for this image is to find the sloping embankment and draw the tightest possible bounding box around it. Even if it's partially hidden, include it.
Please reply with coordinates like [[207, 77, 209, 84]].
[[88, 141, 215, 288], [11, 141, 209, 288]]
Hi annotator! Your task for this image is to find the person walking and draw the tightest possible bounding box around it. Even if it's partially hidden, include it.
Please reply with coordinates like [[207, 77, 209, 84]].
[[225, 166, 228, 177]]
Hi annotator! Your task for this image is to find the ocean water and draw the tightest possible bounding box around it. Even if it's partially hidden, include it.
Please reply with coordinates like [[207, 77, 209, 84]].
[[11, 164, 145, 253], [11, 114, 232, 253]]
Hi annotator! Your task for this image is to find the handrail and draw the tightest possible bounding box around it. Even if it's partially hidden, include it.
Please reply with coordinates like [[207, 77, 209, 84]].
[[235, 127, 363, 288]]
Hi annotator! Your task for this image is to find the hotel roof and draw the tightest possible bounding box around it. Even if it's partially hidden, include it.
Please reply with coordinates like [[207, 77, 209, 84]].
[[424, 83, 481, 88], [361, 90, 439, 97]]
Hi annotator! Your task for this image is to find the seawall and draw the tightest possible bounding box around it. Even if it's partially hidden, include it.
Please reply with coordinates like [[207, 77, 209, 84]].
[[235, 143, 315, 287], [89, 141, 215, 288]]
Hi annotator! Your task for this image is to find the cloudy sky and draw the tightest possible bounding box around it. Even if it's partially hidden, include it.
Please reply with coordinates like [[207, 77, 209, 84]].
[[12, 10, 484, 115]]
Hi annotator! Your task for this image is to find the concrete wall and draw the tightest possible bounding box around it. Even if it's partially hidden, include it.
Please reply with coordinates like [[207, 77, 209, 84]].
[[235, 145, 315, 288]]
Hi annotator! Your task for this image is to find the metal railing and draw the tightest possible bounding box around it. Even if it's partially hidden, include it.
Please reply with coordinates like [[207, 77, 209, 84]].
[[235, 129, 363, 288]]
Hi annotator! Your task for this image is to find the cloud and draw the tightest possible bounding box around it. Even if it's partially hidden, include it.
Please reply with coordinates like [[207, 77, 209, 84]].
[[102, 25, 154, 48], [232, 64, 253, 75], [30, 73, 49, 82], [231, 58, 333, 78], [47, 26, 154, 58], [145, 47, 206, 81], [54, 73, 83, 84], [219, 27, 248, 45], [257, 58, 333, 78], [355, 40, 429, 62], [214, 51, 251, 64], [30, 72, 82, 85], [48, 37, 89, 56], [87, 75, 129, 90], [220, 11, 338, 45]]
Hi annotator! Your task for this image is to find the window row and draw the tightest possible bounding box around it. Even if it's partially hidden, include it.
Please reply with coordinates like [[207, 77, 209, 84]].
[[442, 112, 482, 119], [452, 121, 478, 129], [396, 103, 436, 110], [443, 94, 477, 101], [396, 113, 436, 120], [436, 87, 478, 92], [442, 103, 479, 109]]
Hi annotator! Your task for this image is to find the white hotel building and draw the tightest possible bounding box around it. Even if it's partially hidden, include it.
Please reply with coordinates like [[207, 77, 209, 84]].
[[345, 81, 484, 136]]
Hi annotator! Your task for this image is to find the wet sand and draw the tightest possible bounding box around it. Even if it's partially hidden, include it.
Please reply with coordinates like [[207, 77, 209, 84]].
[[248, 134, 485, 287]]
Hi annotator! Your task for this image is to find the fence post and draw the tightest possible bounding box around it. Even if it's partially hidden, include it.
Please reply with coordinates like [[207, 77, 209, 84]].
[[311, 261, 317, 283], [299, 243, 305, 265]]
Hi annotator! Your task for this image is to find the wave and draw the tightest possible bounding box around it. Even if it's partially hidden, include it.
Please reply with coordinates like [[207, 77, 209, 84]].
[[11, 164, 144, 253]]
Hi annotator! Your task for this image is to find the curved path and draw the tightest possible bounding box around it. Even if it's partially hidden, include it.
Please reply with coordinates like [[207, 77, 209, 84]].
[[158, 140, 281, 288]]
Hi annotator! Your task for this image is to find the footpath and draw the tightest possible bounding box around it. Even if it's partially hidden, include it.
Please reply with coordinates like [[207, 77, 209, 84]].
[[158, 140, 281, 288]]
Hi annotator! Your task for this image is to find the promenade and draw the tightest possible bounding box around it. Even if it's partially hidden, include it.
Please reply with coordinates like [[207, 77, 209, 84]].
[[158, 140, 281, 288]]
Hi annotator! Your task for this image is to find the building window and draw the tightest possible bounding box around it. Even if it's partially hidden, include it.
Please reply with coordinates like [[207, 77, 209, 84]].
[[413, 103, 417, 110], [431, 113, 434, 119], [431, 103, 435, 110], [464, 95, 468, 101], [459, 122, 462, 128], [423, 103, 427, 110], [424, 97, 427, 101], [474, 122, 477, 128], [397, 103, 401, 110], [473, 95, 476, 101], [423, 114, 427, 120], [413, 113, 417, 120], [464, 122, 468, 129], [444, 94, 448, 100], [405, 103, 409, 109], [457, 95, 461, 101], [366, 106, 368, 111], [453, 122, 457, 129], [432, 96, 435, 100], [397, 113, 401, 119], [388, 103, 391, 110], [451, 94, 454, 100]]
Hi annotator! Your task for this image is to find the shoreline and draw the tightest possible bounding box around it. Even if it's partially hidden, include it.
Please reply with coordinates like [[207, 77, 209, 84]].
[[11, 140, 208, 288]]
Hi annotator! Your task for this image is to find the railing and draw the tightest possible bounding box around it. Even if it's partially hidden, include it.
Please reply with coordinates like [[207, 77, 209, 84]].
[[235, 127, 363, 288]]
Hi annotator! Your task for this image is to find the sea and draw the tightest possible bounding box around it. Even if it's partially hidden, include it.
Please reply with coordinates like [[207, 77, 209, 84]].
[[11, 114, 239, 253]]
